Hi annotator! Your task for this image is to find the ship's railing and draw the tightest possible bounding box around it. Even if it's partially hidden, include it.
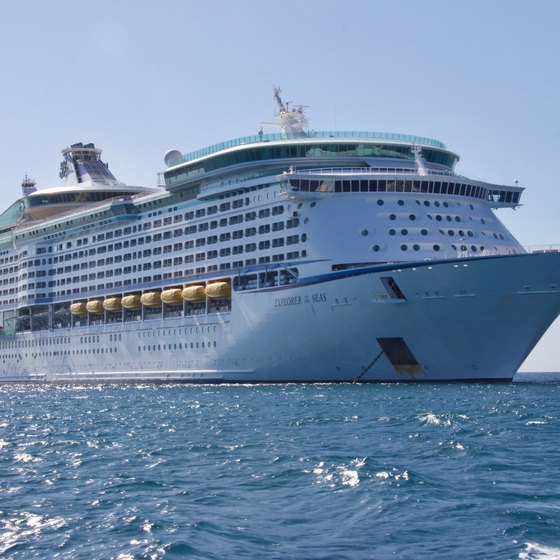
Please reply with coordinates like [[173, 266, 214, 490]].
[[172, 130, 447, 166], [524, 245, 560, 253], [290, 166, 461, 178]]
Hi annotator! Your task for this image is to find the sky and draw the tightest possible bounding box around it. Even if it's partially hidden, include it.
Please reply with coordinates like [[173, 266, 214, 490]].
[[0, 0, 559, 371]]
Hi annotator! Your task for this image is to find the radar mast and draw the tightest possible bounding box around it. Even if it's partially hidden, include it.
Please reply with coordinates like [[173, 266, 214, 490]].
[[265, 86, 308, 134]]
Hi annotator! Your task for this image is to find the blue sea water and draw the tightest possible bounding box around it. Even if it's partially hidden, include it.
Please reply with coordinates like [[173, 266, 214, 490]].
[[1, 377, 560, 560]]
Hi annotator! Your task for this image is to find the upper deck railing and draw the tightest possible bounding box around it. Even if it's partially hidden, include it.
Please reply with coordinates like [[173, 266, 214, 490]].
[[524, 245, 560, 254], [291, 166, 462, 178], [172, 130, 447, 166]]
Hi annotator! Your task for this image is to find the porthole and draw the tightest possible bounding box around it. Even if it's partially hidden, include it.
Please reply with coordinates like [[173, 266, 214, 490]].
[[372, 245, 380, 252], [400, 244, 408, 251], [398, 200, 404, 206], [458, 230, 465, 237], [304, 218, 309, 224], [401, 229, 408, 236], [448, 230, 455, 236], [409, 214, 416, 221], [446, 216, 452, 222], [434, 201, 441, 207], [389, 229, 396, 236], [481, 218, 485, 224], [433, 244, 441, 251], [443, 202, 449, 208], [361, 229, 369, 236], [413, 244, 420, 251], [455, 216, 462, 222], [469, 204, 474, 210], [467, 231, 474, 237], [377, 200, 384, 206], [424, 201, 431, 207], [421, 229, 428, 236], [460, 245, 467, 251], [310, 202, 316, 208], [389, 214, 396, 221], [471, 246, 477, 252], [436, 215, 442, 222]]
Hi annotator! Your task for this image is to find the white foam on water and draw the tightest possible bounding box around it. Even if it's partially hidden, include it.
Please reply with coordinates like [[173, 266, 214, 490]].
[[0, 512, 66, 555], [13, 453, 42, 463], [519, 542, 560, 559], [417, 413, 453, 427]]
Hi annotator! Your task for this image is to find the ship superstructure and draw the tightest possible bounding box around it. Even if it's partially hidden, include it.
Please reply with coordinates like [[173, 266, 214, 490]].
[[0, 95, 558, 383]]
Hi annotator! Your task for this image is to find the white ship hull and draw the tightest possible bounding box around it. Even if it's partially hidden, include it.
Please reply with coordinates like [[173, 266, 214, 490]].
[[2, 252, 559, 383]]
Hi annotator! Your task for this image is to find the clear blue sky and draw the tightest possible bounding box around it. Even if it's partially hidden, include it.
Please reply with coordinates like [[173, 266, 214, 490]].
[[0, 0, 559, 371]]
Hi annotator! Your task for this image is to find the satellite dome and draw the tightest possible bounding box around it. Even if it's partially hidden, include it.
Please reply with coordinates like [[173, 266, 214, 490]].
[[164, 149, 183, 167]]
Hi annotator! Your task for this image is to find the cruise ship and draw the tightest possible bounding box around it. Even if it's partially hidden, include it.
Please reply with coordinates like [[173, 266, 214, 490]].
[[1, 89, 559, 383]]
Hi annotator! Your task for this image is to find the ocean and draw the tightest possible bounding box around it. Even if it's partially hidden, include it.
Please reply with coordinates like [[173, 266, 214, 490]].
[[1, 376, 560, 559]]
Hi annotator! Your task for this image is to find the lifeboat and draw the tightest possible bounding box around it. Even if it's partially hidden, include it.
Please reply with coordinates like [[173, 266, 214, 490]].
[[103, 296, 122, 312], [140, 291, 161, 307], [70, 301, 88, 316], [121, 294, 142, 310], [206, 281, 231, 299], [161, 288, 184, 305], [86, 299, 104, 314], [182, 285, 206, 302]]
